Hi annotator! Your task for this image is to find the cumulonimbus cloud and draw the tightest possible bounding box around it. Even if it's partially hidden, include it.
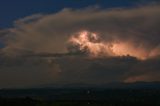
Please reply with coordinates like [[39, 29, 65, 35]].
[[2, 4, 160, 57], [0, 4, 159, 88]]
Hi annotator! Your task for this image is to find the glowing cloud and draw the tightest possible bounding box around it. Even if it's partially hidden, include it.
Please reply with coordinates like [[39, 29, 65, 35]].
[[68, 30, 113, 57], [68, 30, 149, 59]]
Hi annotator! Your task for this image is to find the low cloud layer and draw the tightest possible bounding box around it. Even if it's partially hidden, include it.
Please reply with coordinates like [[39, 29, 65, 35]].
[[0, 4, 160, 88], [0, 56, 160, 88]]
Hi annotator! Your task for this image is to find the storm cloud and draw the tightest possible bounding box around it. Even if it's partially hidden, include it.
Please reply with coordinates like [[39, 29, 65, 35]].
[[2, 4, 160, 56], [0, 4, 160, 88], [0, 55, 160, 88]]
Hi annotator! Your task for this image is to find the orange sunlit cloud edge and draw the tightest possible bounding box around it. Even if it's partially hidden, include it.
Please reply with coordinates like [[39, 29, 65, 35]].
[[68, 30, 158, 60]]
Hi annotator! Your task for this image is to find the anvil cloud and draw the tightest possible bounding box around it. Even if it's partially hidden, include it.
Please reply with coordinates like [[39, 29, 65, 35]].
[[3, 4, 160, 56]]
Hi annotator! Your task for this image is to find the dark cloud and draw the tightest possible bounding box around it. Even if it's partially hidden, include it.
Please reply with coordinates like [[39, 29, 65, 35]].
[[58, 56, 138, 84], [0, 56, 61, 88], [124, 57, 160, 82], [0, 55, 160, 88], [0, 4, 160, 88]]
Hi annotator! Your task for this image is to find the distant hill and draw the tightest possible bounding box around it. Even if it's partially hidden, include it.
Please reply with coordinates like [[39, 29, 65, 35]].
[[37, 81, 160, 89], [102, 81, 160, 89]]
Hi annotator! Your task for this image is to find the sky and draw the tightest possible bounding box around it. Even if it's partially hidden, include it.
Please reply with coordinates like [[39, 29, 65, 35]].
[[0, 0, 160, 88], [0, 0, 157, 28]]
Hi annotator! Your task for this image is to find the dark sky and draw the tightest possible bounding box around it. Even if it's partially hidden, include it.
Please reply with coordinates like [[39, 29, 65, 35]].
[[0, 0, 156, 28]]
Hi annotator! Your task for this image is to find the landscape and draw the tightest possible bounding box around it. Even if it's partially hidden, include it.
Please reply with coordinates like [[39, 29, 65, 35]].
[[0, 0, 160, 106]]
